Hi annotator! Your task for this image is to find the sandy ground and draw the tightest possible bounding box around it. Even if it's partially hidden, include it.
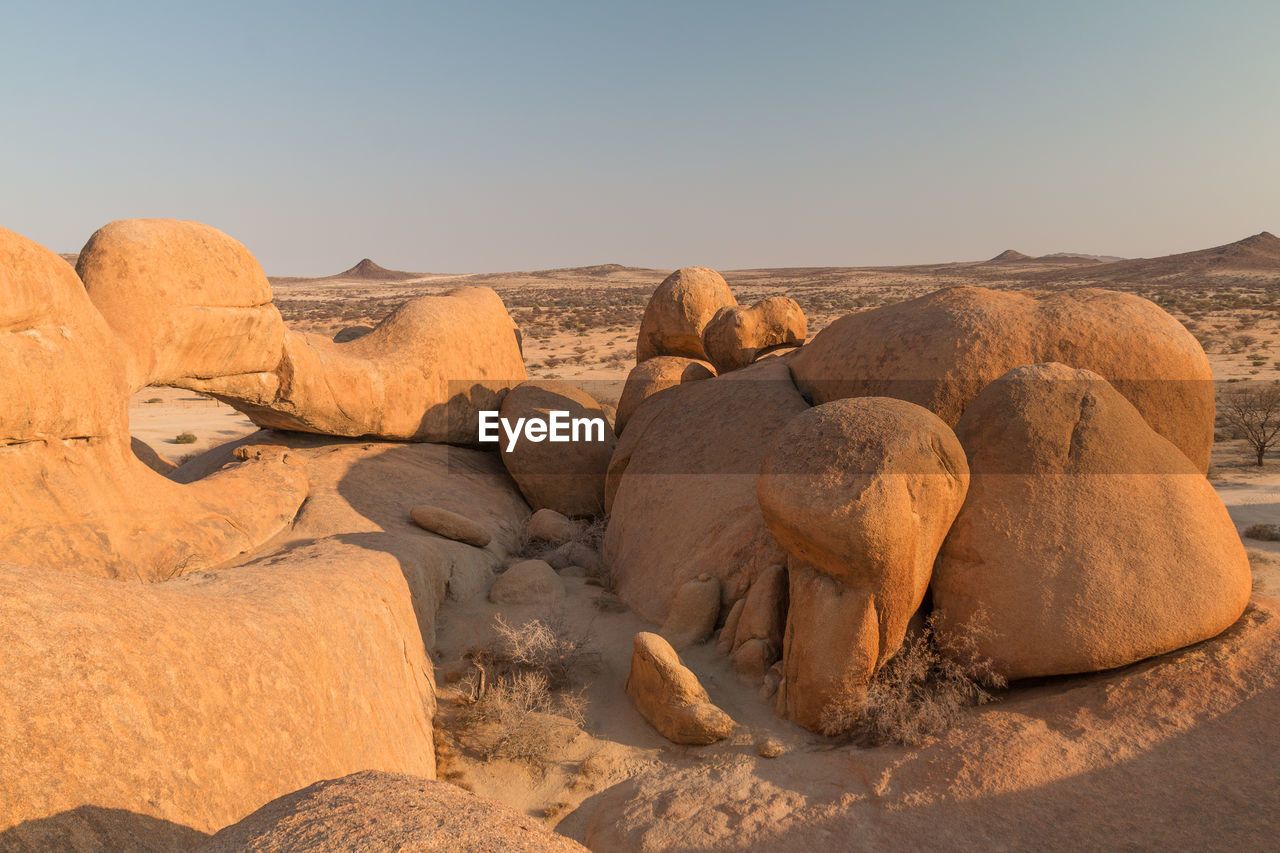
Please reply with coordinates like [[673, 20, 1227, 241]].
[[128, 386, 258, 464]]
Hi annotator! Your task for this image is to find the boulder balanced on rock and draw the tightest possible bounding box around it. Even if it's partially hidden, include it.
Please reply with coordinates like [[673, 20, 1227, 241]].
[[757, 397, 970, 732], [614, 355, 715, 435], [701, 296, 807, 373], [636, 267, 737, 363], [932, 363, 1252, 680]]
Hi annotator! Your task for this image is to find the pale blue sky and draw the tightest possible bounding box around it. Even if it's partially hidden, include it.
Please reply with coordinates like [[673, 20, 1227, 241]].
[[2, 1, 1277, 274]]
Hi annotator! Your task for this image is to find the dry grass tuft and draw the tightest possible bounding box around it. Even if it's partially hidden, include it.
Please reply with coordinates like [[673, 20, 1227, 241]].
[[456, 616, 596, 763], [819, 611, 1006, 747]]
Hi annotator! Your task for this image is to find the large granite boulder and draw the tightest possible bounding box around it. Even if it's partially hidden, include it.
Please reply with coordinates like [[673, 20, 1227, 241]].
[[788, 286, 1215, 471], [933, 363, 1251, 680]]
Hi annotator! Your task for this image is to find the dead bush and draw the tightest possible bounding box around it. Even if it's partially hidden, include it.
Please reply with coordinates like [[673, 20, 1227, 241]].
[[819, 611, 1006, 747], [455, 616, 596, 763], [1244, 523, 1280, 541]]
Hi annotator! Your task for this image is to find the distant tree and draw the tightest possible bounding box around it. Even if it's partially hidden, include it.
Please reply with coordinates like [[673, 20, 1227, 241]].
[[1220, 383, 1280, 466]]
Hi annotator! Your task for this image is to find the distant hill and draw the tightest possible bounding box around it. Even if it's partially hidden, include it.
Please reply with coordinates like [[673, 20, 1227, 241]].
[[1039, 252, 1126, 263], [1045, 232, 1280, 283], [328, 258, 420, 281], [988, 249, 1032, 262]]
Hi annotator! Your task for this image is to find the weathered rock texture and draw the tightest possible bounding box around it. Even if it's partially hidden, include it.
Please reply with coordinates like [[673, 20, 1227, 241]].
[[76, 219, 285, 393], [636, 267, 737, 362], [198, 771, 589, 852], [0, 435, 532, 848], [196, 286, 527, 444], [758, 398, 970, 731], [604, 358, 811, 622], [0, 226, 308, 581], [626, 632, 735, 745], [499, 379, 615, 517], [702, 296, 807, 373], [660, 575, 722, 650], [932, 363, 1251, 680], [614, 355, 715, 435], [0, 551, 437, 842], [788, 285, 1215, 471]]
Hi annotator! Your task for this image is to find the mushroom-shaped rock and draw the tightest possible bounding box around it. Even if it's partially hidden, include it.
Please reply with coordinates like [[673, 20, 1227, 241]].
[[198, 771, 589, 853], [702, 296, 807, 373], [0, 226, 308, 582], [410, 504, 492, 548], [788, 285, 1215, 472], [76, 219, 285, 393], [636, 267, 737, 363], [615, 355, 716, 435], [498, 379, 616, 517], [626, 632, 734, 745], [604, 358, 811, 623], [195, 286, 527, 445], [489, 559, 566, 605], [757, 397, 970, 732], [932, 363, 1251, 680], [660, 575, 722, 650], [525, 507, 585, 547]]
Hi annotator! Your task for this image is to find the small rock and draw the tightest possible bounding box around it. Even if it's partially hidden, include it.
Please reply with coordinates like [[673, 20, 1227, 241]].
[[410, 505, 491, 548], [525, 508, 585, 547], [488, 559, 565, 605], [760, 670, 780, 699], [756, 738, 786, 759], [730, 637, 775, 683], [625, 632, 734, 745], [558, 564, 588, 578], [545, 541, 604, 576], [661, 576, 721, 650]]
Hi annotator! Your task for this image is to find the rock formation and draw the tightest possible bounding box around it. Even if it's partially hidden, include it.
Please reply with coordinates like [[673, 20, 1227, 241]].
[[788, 286, 1215, 471], [499, 379, 615, 517], [614, 355, 715, 434], [197, 287, 527, 444], [76, 219, 285, 393], [635, 267, 737, 363], [932, 363, 1251, 679], [0, 226, 308, 581], [199, 771, 588, 852], [625, 632, 735, 745], [604, 358, 811, 622], [758, 397, 970, 731], [701, 296, 807, 373]]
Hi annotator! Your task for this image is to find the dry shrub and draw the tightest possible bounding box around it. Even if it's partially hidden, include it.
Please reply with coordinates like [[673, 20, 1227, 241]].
[[819, 611, 1006, 747], [1244, 523, 1280, 541], [457, 616, 595, 763]]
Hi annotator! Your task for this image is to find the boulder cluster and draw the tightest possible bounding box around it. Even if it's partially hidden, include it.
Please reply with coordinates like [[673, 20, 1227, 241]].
[[608, 268, 1249, 732], [0, 222, 1256, 845]]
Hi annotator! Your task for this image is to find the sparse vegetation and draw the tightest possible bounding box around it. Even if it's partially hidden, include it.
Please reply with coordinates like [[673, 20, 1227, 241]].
[[1244, 523, 1280, 541], [819, 611, 1006, 747], [1218, 383, 1280, 465], [174, 432, 197, 444], [456, 616, 596, 763]]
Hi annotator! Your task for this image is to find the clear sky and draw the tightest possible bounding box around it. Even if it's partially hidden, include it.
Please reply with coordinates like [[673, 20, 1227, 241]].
[[2, 1, 1277, 274]]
